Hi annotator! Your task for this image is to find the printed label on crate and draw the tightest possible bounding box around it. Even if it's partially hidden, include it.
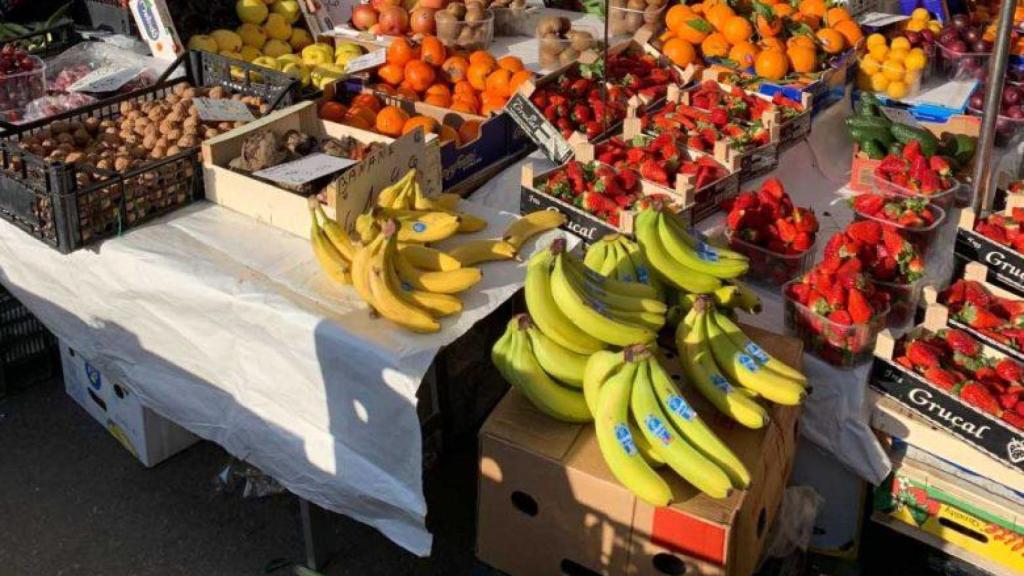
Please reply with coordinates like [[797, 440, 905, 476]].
[[253, 153, 357, 186], [505, 93, 574, 164], [193, 98, 256, 122], [740, 143, 778, 179], [520, 186, 615, 241], [955, 229, 1024, 297], [780, 112, 812, 146], [344, 50, 386, 74], [881, 106, 923, 128], [857, 12, 909, 27], [869, 359, 1024, 472], [68, 65, 144, 93]]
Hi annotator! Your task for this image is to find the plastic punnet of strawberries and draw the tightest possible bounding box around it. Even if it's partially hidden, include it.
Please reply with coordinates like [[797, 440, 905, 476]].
[[688, 80, 806, 124], [940, 279, 1024, 352], [606, 51, 680, 103], [643, 101, 772, 154], [894, 328, 1024, 430], [723, 178, 817, 285], [850, 193, 943, 253], [529, 68, 629, 140], [539, 159, 651, 227], [873, 140, 956, 196], [594, 132, 727, 191], [973, 207, 1024, 253]]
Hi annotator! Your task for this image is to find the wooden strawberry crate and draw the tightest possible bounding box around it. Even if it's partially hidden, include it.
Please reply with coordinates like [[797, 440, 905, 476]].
[[954, 197, 1024, 300], [870, 312, 1024, 476]]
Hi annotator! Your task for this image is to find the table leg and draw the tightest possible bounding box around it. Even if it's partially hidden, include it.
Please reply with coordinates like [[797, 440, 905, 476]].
[[300, 498, 334, 570]]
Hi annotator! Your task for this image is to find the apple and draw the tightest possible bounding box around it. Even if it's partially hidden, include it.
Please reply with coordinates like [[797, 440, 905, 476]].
[[351, 4, 379, 30]]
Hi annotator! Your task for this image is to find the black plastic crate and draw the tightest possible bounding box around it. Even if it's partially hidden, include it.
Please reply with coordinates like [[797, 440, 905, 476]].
[[84, 0, 137, 37], [1, 20, 78, 59], [0, 283, 57, 397], [0, 50, 299, 253]]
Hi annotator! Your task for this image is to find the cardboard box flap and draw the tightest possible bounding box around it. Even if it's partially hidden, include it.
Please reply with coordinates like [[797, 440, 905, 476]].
[[481, 389, 586, 462]]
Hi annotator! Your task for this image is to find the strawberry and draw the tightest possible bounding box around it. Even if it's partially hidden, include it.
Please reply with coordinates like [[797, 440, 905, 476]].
[[919, 169, 943, 194], [960, 302, 1004, 329], [910, 155, 929, 183], [848, 288, 873, 323], [792, 207, 818, 233], [906, 340, 942, 369], [960, 382, 1002, 415], [1002, 410, 1024, 429], [761, 178, 785, 199], [995, 358, 1023, 385], [826, 284, 847, 309], [963, 281, 993, 308], [878, 155, 905, 175], [942, 329, 981, 356], [924, 366, 961, 391], [942, 280, 967, 306], [807, 289, 831, 315], [903, 140, 922, 161], [852, 194, 886, 216], [788, 281, 811, 304], [829, 310, 852, 325], [777, 219, 797, 243], [846, 221, 882, 244], [929, 155, 952, 177], [792, 232, 814, 252]]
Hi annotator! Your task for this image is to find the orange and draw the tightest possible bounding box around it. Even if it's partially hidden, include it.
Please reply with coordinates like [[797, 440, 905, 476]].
[[772, 3, 794, 17], [371, 83, 395, 95], [345, 106, 377, 127], [450, 100, 477, 114], [825, 6, 851, 26], [798, 0, 826, 18], [396, 85, 420, 101], [678, 16, 713, 44], [508, 69, 533, 94], [706, 3, 735, 31], [480, 92, 506, 116], [420, 35, 446, 66], [755, 49, 788, 80], [662, 37, 698, 68], [722, 15, 753, 44], [344, 115, 372, 130], [469, 50, 496, 68], [453, 80, 476, 96], [350, 93, 382, 113], [375, 105, 409, 136], [378, 63, 404, 86], [423, 84, 451, 108], [452, 91, 480, 111], [496, 55, 524, 72], [404, 59, 436, 91], [438, 124, 459, 145], [441, 56, 470, 83], [787, 34, 816, 51], [787, 45, 817, 73], [467, 61, 494, 91], [756, 14, 782, 37], [665, 4, 695, 34], [402, 115, 437, 135], [318, 101, 347, 122], [832, 19, 863, 47], [760, 37, 786, 52], [458, 120, 481, 145], [815, 28, 845, 54], [387, 38, 415, 66], [485, 68, 512, 98], [728, 41, 759, 69], [792, 12, 821, 30], [701, 32, 731, 58]]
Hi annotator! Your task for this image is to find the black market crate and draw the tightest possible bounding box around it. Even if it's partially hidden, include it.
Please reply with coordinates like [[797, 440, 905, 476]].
[[84, 0, 137, 37], [954, 203, 1024, 300], [0, 283, 57, 398], [2, 20, 78, 59], [0, 50, 299, 253]]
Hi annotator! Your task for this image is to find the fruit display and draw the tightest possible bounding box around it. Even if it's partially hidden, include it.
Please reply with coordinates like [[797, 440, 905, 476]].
[[536, 160, 648, 227], [644, 101, 774, 155], [656, 0, 864, 80], [849, 194, 945, 254], [967, 81, 1024, 146], [594, 132, 729, 191], [605, 47, 683, 103], [351, 0, 498, 50], [536, 16, 598, 69], [635, 205, 749, 293], [872, 144, 957, 202], [892, 328, 1024, 429], [972, 207, 1024, 253], [608, 0, 667, 36], [935, 13, 995, 79], [840, 221, 925, 285], [940, 279, 1024, 352], [0, 44, 44, 114], [369, 36, 531, 117], [528, 66, 629, 139], [688, 80, 786, 123], [318, 92, 478, 147], [582, 234, 659, 289], [856, 33, 929, 100], [723, 178, 818, 286], [186, 0, 319, 86]]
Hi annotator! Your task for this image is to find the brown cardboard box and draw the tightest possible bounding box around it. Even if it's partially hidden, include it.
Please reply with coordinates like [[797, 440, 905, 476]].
[[477, 326, 803, 576]]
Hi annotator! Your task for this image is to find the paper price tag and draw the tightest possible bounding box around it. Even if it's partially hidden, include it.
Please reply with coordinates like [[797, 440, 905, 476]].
[[253, 153, 357, 186], [858, 12, 910, 27], [193, 98, 256, 122], [68, 65, 143, 93], [880, 106, 923, 128], [344, 50, 386, 73]]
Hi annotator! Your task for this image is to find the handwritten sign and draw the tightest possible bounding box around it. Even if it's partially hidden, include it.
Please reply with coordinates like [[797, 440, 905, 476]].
[[505, 92, 574, 164], [68, 65, 143, 93], [194, 98, 256, 122], [253, 153, 357, 186], [344, 49, 386, 73]]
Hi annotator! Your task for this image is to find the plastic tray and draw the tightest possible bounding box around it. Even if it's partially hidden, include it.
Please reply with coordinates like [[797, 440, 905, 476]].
[[783, 278, 890, 368], [725, 228, 815, 288], [436, 11, 495, 50], [936, 44, 991, 81], [0, 50, 299, 253], [874, 277, 922, 330], [856, 52, 924, 101], [871, 172, 960, 209], [0, 56, 46, 116], [608, 4, 664, 36], [966, 105, 1024, 148], [0, 282, 57, 397], [852, 199, 946, 256]]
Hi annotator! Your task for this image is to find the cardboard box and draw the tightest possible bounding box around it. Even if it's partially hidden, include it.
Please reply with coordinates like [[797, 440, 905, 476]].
[[755, 49, 856, 115], [870, 317, 1024, 476], [954, 198, 1024, 300], [201, 100, 441, 239], [61, 341, 198, 467], [477, 326, 803, 576], [872, 456, 1024, 576]]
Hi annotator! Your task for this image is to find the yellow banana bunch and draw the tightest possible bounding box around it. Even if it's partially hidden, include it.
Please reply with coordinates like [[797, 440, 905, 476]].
[[503, 210, 566, 251], [309, 198, 353, 286], [377, 168, 488, 233]]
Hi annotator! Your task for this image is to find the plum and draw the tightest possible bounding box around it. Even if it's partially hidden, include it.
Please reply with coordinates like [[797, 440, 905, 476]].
[[964, 28, 980, 43], [952, 14, 970, 29], [906, 30, 921, 45], [1005, 86, 1021, 105], [970, 93, 985, 109], [950, 40, 969, 53]]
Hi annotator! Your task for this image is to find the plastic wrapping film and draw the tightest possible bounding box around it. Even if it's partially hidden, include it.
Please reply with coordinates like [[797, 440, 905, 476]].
[[0, 199, 546, 556]]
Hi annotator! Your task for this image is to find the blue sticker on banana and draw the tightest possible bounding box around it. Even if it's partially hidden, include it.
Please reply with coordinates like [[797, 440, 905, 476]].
[[711, 373, 733, 393], [667, 395, 696, 421], [614, 423, 638, 456], [645, 415, 673, 446], [739, 354, 760, 372], [744, 342, 769, 363], [413, 222, 427, 233]]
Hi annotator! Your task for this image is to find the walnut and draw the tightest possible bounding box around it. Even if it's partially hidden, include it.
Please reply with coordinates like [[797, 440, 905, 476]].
[[165, 129, 182, 142], [166, 145, 181, 156], [99, 119, 116, 130], [142, 134, 158, 149], [159, 121, 175, 135], [217, 122, 233, 132], [114, 156, 132, 172], [50, 120, 68, 134], [183, 116, 199, 130], [64, 151, 85, 163], [96, 159, 113, 171], [56, 133, 74, 145], [165, 94, 180, 105], [208, 86, 227, 100], [177, 135, 199, 149], [131, 146, 148, 159], [84, 117, 101, 134], [72, 128, 91, 147], [151, 146, 167, 159], [205, 128, 220, 139], [173, 83, 188, 96], [182, 88, 197, 100], [99, 134, 122, 148]]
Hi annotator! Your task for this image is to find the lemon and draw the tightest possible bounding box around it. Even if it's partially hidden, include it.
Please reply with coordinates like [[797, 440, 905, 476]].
[[187, 34, 219, 53], [301, 43, 334, 66], [252, 55, 281, 70], [866, 33, 887, 48], [887, 80, 909, 99], [891, 37, 911, 51], [210, 29, 243, 52], [870, 72, 890, 92], [263, 38, 292, 57], [905, 49, 927, 71], [240, 45, 262, 61], [237, 0, 269, 24], [860, 54, 881, 75], [277, 53, 302, 66], [911, 7, 929, 21], [288, 28, 312, 51], [237, 22, 267, 49], [882, 59, 905, 81], [868, 43, 888, 62], [887, 48, 909, 63], [905, 19, 925, 32], [263, 13, 292, 41], [271, 0, 301, 24]]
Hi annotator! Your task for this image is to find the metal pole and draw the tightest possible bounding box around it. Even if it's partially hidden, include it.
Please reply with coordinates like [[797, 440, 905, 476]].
[[971, 0, 1018, 213], [602, 0, 610, 135]]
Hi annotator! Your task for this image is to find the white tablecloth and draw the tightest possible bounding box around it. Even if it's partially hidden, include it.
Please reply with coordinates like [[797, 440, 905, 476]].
[[0, 199, 534, 557]]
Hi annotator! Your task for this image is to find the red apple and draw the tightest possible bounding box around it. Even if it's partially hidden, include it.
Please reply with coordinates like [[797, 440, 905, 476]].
[[378, 5, 409, 35], [370, 0, 401, 12], [351, 4, 379, 30]]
